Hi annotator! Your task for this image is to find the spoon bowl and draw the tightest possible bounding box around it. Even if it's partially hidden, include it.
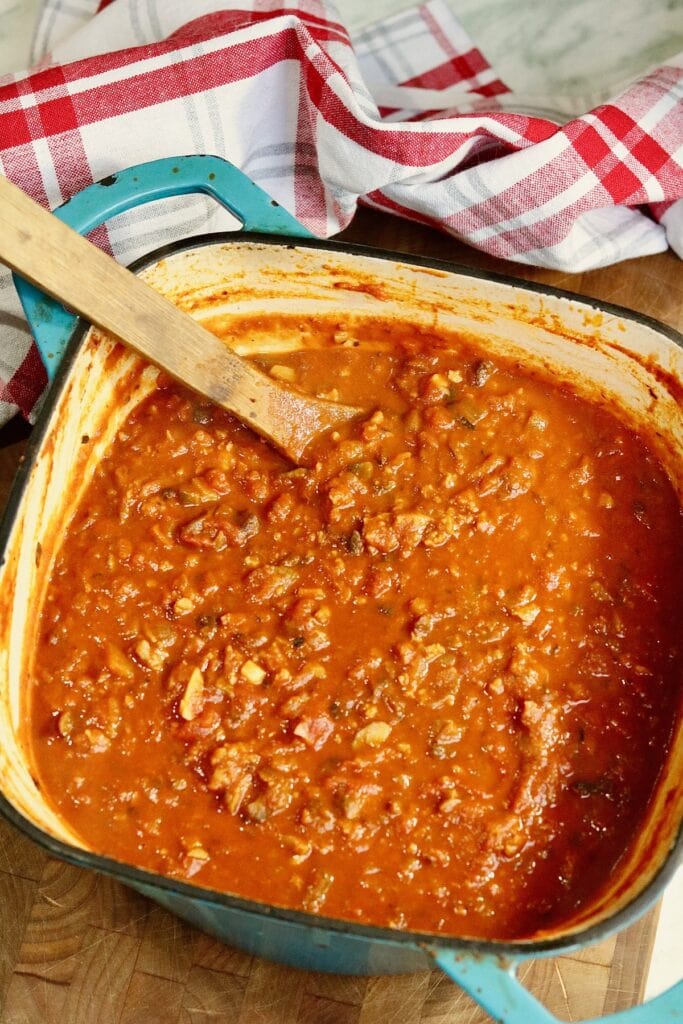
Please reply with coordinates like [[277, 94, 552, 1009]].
[[0, 174, 360, 462]]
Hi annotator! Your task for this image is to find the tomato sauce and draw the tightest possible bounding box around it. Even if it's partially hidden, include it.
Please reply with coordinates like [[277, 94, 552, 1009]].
[[28, 322, 683, 939]]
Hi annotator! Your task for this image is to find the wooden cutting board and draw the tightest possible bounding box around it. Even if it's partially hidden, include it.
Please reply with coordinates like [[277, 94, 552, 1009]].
[[1, 208, 679, 1024], [0, 809, 662, 1024]]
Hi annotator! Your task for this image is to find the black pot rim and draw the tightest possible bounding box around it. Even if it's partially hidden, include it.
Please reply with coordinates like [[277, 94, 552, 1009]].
[[1, 229, 681, 963]]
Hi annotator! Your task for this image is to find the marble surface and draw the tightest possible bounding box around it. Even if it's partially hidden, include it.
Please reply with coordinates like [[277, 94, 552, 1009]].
[[443, 0, 683, 95], [0, 0, 681, 1007]]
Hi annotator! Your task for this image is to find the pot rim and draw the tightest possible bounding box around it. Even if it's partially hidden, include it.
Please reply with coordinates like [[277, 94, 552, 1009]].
[[1, 230, 681, 960]]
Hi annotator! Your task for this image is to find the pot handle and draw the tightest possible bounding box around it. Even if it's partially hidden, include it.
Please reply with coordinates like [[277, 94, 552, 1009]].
[[13, 155, 313, 378], [433, 950, 683, 1023]]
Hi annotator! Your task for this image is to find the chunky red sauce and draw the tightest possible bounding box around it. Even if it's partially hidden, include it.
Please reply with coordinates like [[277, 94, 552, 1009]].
[[29, 322, 683, 939]]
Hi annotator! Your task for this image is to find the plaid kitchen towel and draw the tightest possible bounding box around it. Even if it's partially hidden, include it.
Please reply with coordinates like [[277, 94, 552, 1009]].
[[1, 0, 682, 426]]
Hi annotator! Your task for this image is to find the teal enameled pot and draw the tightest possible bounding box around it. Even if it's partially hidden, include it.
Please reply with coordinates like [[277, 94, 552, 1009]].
[[1, 156, 681, 1024]]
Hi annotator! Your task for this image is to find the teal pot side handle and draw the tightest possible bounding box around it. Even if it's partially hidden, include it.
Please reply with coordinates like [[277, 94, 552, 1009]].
[[434, 949, 683, 1024], [13, 154, 313, 378]]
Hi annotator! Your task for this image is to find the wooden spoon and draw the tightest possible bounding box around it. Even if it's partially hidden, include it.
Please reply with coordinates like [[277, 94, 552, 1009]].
[[0, 175, 361, 462]]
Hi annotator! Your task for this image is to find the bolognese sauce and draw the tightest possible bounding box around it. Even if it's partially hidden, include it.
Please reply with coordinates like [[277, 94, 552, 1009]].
[[28, 321, 683, 939]]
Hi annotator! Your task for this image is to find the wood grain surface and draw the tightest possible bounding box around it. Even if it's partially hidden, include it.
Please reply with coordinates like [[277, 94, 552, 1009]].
[[1, 207, 680, 1024]]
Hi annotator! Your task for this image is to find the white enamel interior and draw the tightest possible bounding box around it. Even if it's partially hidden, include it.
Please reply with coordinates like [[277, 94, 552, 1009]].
[[0, 240, 681, 942]]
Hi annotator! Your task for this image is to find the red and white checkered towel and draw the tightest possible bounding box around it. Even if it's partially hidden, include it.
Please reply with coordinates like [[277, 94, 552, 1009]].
[[1, 0, 682, 426]]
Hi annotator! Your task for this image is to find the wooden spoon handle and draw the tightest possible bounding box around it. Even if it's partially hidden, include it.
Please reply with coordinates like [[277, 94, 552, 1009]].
[[0, 175, 357, 461]]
